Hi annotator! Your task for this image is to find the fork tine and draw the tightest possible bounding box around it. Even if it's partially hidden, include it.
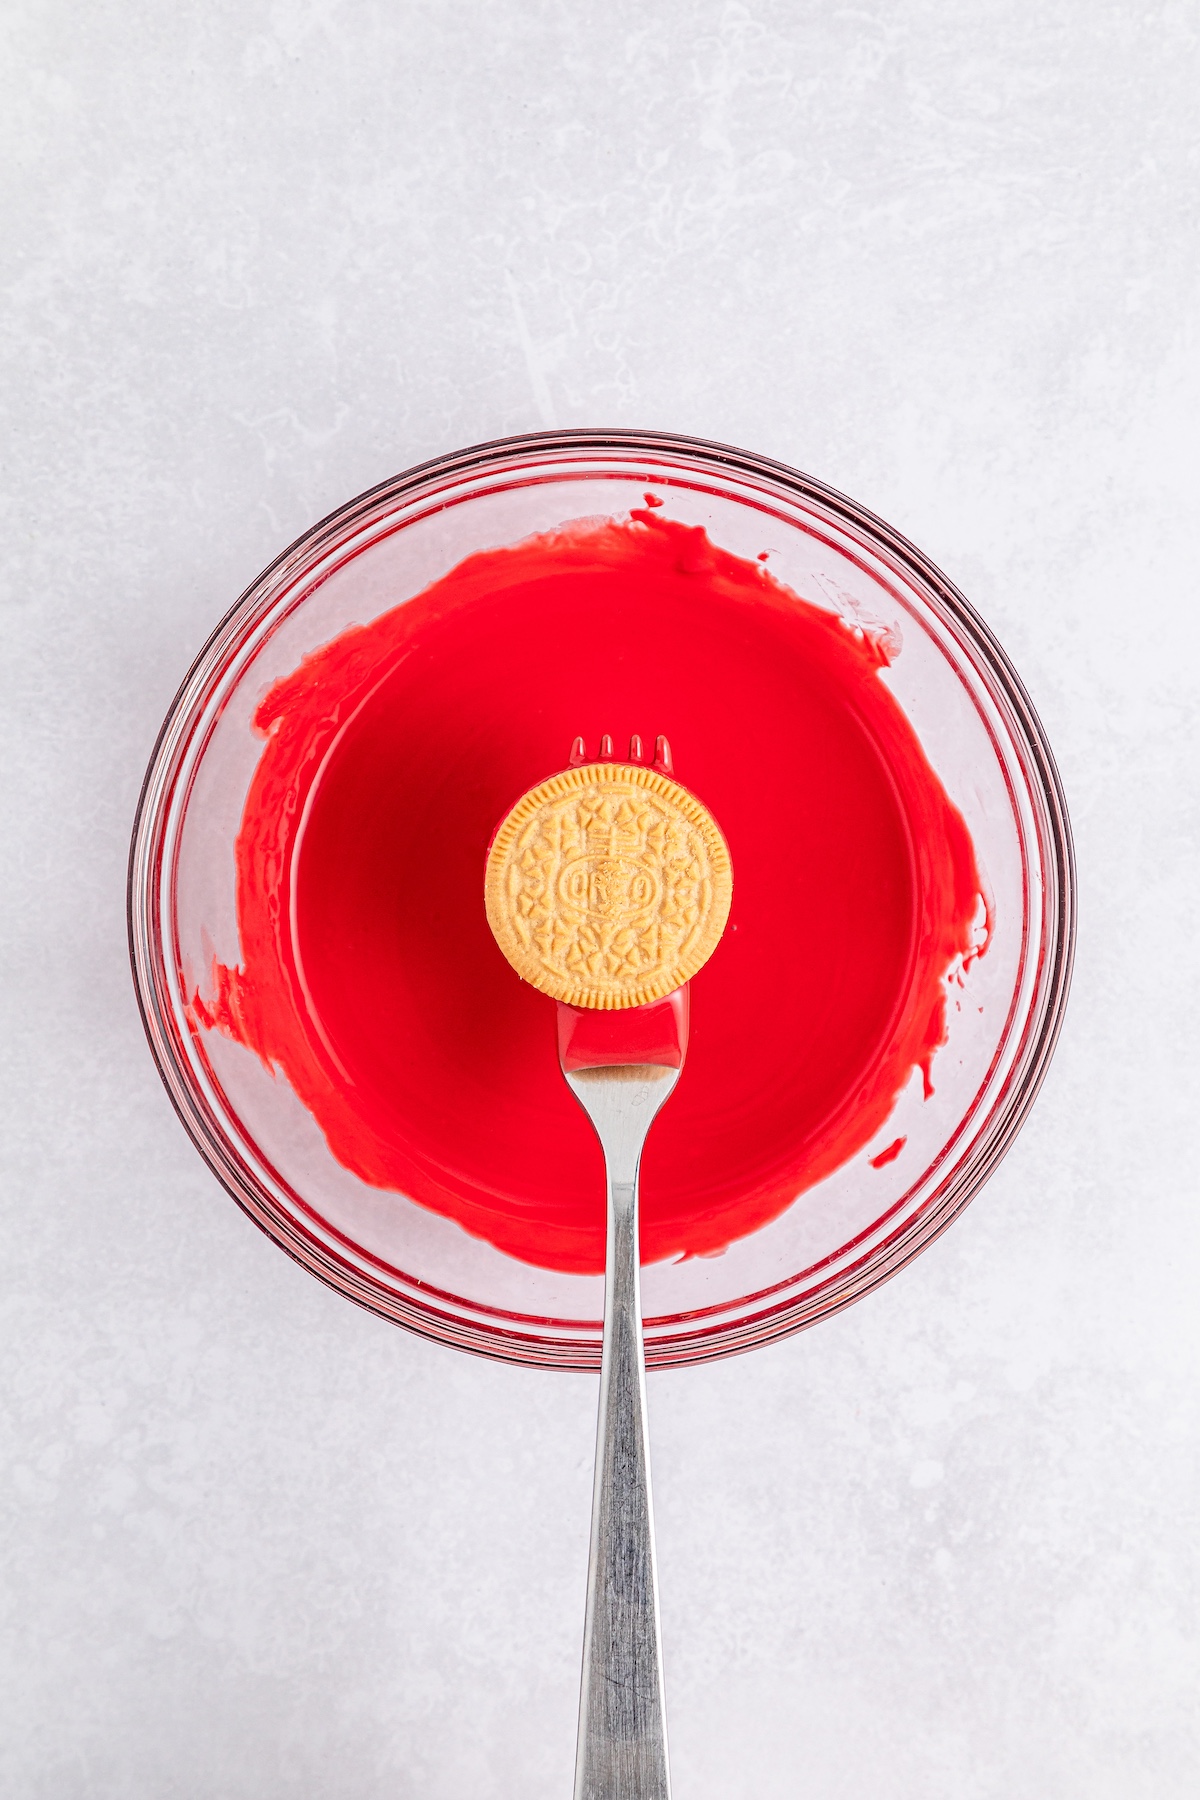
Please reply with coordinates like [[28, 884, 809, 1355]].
[[569, 736, 587, 767], [600, 734, 614, 759], [629, 734, 643, 762], [654, 735, 673, 774]]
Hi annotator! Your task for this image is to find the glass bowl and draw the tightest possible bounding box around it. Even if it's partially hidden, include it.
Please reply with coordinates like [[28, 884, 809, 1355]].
[[129, 429, 1074, 1368]]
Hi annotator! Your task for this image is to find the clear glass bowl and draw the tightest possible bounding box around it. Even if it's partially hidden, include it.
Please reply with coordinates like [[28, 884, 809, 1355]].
[[129, 430, 1074, 1368]]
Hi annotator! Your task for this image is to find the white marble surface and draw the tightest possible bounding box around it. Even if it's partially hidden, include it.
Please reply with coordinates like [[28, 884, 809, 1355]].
[[2, 3, 1198, 1795]]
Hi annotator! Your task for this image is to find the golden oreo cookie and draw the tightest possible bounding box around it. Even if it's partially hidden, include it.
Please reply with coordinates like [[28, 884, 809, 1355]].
[[485, 762, 733, 1009]]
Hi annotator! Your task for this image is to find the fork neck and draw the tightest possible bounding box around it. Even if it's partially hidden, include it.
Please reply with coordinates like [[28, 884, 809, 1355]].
[[562, 1065, 681, 1191]]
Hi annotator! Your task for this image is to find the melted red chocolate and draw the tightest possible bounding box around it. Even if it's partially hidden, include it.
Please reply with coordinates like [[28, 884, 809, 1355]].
[[192, 511, 986, 1274]]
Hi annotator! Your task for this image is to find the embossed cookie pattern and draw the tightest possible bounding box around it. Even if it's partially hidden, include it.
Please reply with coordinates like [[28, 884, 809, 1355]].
[[485, 763, 733, 1008]]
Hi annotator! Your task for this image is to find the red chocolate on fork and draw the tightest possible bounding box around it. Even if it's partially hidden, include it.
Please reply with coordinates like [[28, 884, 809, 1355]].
[[567, 730, 674, 774], [557, 733, 690, 1079]]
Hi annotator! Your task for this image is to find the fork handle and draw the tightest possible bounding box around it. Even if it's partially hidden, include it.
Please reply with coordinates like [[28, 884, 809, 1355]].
[[574, 1168, 671, 1800]]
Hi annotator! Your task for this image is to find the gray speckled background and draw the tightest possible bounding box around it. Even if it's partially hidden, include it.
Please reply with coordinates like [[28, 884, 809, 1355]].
[[2, 3, 1198, 1795]]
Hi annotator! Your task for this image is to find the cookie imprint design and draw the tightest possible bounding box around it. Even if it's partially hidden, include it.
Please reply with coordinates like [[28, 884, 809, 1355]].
[[485, 762, 733, 1008]]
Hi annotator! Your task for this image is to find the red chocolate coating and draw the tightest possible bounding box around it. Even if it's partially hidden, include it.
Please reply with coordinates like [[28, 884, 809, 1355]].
[[191, 511, 986, 1274]]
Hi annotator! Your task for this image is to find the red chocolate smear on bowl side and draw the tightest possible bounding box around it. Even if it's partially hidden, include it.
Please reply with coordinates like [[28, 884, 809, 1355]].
[[190, 511, 988, 1274], [869, 1136, 908, 1170]]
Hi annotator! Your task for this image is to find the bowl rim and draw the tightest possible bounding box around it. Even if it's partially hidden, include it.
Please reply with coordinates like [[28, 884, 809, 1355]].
[[128, 426, 1076, 1368]]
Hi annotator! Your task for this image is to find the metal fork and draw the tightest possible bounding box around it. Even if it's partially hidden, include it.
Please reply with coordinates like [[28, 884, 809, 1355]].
[[561, 1015, 684, 1800]]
